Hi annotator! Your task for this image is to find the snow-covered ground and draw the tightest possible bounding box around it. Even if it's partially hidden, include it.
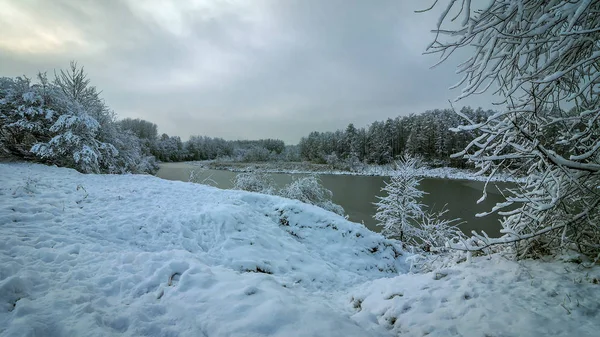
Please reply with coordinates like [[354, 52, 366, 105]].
[[190, 160, 518, 182], [1, 163, 598, 337]]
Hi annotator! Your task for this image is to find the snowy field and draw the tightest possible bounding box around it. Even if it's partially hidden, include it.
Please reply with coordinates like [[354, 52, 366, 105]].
[[1, 163, 598, 337], [191, 161, 518, 182]]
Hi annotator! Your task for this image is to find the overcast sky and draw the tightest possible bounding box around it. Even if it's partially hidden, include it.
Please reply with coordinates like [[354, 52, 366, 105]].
[[0, 0, 494, 144]]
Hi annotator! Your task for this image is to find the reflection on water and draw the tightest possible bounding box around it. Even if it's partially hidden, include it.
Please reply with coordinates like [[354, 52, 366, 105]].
[[156, 163, 505, 236]]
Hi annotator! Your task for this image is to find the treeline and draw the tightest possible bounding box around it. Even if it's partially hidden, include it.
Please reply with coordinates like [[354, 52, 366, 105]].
[[1, 61, 496, 175], [298, 107, 494, 169], [118, 120, 298, 163]]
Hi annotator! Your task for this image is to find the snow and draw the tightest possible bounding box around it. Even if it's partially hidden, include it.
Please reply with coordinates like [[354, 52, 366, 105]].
[[190, 161, 519, 182], [0, 163, 403, 337], [349, 255, 600, 336], [1, 163, 598, 337]]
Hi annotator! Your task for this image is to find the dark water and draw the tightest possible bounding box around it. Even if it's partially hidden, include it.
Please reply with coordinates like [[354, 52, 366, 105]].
[[156, 163, 505, 236]]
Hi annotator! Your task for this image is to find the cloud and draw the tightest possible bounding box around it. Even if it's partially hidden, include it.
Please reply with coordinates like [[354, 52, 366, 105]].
[[0, 0, 495, 144]]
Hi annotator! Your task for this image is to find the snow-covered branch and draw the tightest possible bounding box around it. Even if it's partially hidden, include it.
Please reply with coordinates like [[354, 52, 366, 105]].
[[424, 0, 600, 258]]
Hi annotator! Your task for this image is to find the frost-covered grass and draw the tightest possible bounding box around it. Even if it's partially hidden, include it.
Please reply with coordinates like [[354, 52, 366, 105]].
[[1, 163, 598, 337], [191, 160, 518, 182]]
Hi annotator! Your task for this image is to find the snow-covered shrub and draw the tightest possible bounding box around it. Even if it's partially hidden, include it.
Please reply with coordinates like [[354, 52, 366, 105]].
[[419, 208, 465, 252], [374, 155, 426, 243], [0, 74, 57, 158], [424, 1, 600, 258], [279, 175, 345, 216], [232, 171, 276, 195], [188, 167, 218, 187]]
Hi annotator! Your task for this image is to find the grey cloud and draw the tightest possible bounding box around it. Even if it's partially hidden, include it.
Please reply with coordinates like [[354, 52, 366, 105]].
[[0, 0, 494, 144]]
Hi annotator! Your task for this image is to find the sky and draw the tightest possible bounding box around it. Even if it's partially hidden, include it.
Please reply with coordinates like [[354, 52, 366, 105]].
[[0, 0, 496, 144]]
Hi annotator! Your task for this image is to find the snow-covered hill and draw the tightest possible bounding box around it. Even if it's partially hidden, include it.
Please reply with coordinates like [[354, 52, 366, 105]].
[[1, 163, 598, 337], [0, 163, 405, 337]]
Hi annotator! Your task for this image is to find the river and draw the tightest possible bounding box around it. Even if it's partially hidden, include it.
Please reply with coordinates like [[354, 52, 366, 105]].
[[156, 162, 506, 235]]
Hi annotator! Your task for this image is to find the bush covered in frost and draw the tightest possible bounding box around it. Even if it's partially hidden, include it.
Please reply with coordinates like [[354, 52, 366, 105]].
[[232, 171, 276, 195], [280, 175, 345, 216]]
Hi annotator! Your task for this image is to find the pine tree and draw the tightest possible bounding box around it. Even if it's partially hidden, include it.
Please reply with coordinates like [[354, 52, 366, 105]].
[[0, 74, 56, 158], [374, 155, 426, 243]]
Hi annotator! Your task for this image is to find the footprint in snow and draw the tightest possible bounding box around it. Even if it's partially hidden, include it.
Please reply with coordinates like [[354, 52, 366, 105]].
[[168, 272, 181, 287]]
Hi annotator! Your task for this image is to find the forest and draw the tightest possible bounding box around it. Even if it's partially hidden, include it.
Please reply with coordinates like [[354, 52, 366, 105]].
[[297, 107, 493, 169], [1, 62, 496, 173]]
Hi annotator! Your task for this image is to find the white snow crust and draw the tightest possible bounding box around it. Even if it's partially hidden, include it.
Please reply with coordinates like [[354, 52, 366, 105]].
[[1, 163, 598, 337]]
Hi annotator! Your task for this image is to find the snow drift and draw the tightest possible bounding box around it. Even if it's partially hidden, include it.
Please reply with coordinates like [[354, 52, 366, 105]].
[[1, 163, 599, 337], [0, 163, 404, 337]]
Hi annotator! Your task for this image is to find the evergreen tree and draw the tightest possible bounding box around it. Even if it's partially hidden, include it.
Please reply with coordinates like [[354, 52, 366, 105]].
[[374, 155, 426, 243]]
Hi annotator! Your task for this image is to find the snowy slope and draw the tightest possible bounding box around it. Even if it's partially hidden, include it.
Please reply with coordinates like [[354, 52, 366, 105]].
[[1, 163, 598, 337], [348, 255, 600, 337], [0, 163, 404, 337]]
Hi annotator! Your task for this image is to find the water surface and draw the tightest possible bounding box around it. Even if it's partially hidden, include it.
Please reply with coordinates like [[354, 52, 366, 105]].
[[156, 162, 505, 235]]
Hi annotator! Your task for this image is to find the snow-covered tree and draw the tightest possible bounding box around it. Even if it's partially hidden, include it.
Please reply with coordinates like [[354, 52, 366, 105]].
[[155, 133, 185, 162], [117, 118, 159, 159], [0, 74, 57, 158], [425, 1, 600, 257], [240, 146, 272, 162], [343, 123, 359, 158], [281, 145, 301, 162], [374, 155, 426, 243], [295, 108, 483, 167], [0, 71, 119, 173], [26, 63, 119, 173], [324, 152, 341, 168], [30, 96, 118, 173], [279, 175, 345, 216], [54, 61, 118, 143], [1, 63, 157, 174], [111, 129, 158, 174], [232, 171, 276, 195], [118, 118, 158, 141]]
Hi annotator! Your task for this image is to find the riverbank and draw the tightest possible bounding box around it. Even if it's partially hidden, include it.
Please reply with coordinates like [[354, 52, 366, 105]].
[[156, 162, 509, 235], [1, 162, 598, 337], [185, 160, 518, 182]]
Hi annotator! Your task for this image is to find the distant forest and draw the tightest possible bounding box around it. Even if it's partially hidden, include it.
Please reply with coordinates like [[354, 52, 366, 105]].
[[0, 62, 494, 173], [297, 107, 493, 169], [119, 107, 493, 169]]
